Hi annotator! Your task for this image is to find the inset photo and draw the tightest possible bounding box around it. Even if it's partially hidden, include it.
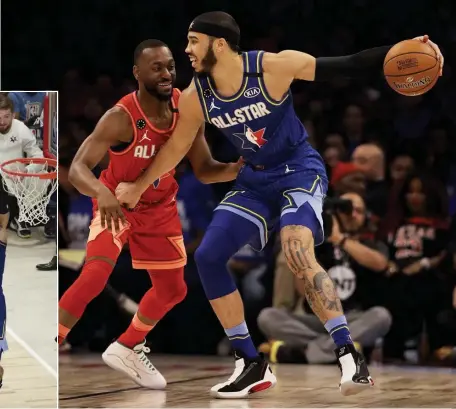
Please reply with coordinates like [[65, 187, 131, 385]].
[[0, 92, 57, 408]]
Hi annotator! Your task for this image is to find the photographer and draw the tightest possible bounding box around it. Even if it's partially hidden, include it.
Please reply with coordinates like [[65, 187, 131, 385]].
[[257, 192, 391, 364]]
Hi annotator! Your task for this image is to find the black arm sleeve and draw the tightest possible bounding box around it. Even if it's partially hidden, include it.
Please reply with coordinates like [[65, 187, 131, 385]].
[[314, 45, 392, 81]]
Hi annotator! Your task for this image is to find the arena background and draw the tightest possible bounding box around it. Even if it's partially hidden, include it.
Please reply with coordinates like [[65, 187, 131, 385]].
[[3, 0, 456, 365]]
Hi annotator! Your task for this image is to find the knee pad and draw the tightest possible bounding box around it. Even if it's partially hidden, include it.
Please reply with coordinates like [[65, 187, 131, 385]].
[[194, 226, 239, 300]]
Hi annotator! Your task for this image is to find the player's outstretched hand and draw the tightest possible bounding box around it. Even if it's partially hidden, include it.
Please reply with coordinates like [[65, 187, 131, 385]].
[[97, 185, 126, 233], [413, 34, 444, 76], [115, 182, 142, 210]]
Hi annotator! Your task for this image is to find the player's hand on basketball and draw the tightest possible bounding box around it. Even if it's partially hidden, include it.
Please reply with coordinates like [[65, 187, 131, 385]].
[[413, 35, 444, 76], [115, 182, 142, 209], [97, 185, 126, 233]]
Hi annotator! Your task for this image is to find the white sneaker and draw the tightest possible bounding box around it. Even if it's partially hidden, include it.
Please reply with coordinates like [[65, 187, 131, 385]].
[[211, 351, 276, 399], [335, 343, 374, 396], [102, 340, 166, 389]]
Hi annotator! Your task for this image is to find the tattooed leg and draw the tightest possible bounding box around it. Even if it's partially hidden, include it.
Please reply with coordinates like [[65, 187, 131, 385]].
[[281, 224, 343, 324]]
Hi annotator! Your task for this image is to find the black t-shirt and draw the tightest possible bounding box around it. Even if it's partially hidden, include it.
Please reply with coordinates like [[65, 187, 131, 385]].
[[387, 217, 449, 270], [313, 238, 388, 312]]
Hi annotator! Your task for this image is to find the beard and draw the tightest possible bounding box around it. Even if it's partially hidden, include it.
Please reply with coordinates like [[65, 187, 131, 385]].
[[0, 121, 13, 134], [143, 83, 173, 101], [200, 43, 217, 73]]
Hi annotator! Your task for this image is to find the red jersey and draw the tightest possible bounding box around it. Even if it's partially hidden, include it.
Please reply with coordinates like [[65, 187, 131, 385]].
[[100, 89, 180, 203]]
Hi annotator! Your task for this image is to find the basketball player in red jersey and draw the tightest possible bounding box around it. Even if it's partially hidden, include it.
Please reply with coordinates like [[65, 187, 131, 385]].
[[58, 39, 241, 389]]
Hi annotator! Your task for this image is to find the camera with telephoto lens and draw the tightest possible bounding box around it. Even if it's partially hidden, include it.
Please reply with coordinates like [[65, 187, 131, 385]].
[[322, 197, 353, 239]]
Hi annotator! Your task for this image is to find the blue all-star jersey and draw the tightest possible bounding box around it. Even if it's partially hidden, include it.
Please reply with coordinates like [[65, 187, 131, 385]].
[[194, 50, 325, 174]]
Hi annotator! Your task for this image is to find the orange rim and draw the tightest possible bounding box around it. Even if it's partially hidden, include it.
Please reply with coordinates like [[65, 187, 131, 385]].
[[0, 158, 57, 180]]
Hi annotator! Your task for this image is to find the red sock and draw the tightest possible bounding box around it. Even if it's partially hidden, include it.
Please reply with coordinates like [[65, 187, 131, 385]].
[[117, 313, 155, 348]]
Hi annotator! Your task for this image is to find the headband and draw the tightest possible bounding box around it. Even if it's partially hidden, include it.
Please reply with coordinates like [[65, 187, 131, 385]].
[[188, 21, 240, 46]]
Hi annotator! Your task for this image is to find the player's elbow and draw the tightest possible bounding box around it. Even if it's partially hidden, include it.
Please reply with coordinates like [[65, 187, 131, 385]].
[[68, 164, 77, 185], [190, 158, 215, 184], [68, 161, 82, 186], [193, 168, 213, 184]]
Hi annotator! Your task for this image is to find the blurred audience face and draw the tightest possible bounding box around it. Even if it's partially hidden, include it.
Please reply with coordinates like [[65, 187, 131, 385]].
[[134, 46, 176, 100], [406, 177, 426, 215], [352, 143, 385, 181], [390, 155, 414, 182], [324, 146, 340, 168], [338, 192, 366, 233], [325, 133, 347, 158], [0, 108, 13, 134], [343, 104, 364, 134]]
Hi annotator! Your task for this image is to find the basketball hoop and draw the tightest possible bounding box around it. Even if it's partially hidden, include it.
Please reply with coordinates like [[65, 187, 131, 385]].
[[0, 157, 57, 226]]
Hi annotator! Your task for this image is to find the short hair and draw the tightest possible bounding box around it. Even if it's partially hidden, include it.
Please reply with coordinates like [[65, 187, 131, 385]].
[[192, 11, 240, 52], [0, 94, 14, 112], [134, 39, 169, 64]]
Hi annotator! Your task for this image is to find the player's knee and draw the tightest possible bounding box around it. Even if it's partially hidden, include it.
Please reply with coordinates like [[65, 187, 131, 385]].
[[194, 227, 239, 299], [194, 243, 217, 268], [151, 268, 187, 306], [173, 279, 187, 304], [280, 225, 319, 277], [77, 258, 113, 297], [194, 227, 232, 268]]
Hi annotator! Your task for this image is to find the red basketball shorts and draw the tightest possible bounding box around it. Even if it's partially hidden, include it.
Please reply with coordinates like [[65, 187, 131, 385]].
[[88, 198, 186, 270]]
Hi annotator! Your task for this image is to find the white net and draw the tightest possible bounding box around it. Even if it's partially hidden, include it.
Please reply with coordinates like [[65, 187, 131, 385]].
[[0, 159, 57, 226]]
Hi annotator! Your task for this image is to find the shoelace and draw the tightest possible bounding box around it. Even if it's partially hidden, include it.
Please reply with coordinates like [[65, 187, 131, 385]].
[[135, 345, 155, 371]]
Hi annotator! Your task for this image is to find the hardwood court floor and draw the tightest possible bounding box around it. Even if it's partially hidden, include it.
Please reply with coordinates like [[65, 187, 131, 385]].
[[59, 353, 456, 408], [0, 335, 57, 408]]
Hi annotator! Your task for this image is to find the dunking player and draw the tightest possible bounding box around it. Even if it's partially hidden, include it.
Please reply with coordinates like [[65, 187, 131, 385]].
[[58, 39, 241, 389], [116, 13, 444, 398]]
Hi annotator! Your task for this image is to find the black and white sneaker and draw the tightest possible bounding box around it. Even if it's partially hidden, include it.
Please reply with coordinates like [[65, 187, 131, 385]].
[[13, 217, 31, 239], [211, 351, 276, 399], [336, 343, 374, 396]]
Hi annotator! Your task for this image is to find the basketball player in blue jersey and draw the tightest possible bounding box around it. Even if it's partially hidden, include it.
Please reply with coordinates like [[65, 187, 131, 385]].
[[116, 12, 444, 399]]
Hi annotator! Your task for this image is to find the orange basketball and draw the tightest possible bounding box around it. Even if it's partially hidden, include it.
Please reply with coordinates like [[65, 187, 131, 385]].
[[383, 39, 439, 96]]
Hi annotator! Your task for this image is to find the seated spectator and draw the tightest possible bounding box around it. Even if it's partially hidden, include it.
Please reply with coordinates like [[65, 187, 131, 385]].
[[257, 192, 391, 364], [389, 153, 414, 184], [330, 162, 366, 197], [352, 143, 389, 219], [382, 172, 450, 361], [324, 132, 348, 160]]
